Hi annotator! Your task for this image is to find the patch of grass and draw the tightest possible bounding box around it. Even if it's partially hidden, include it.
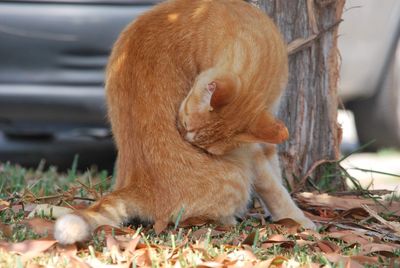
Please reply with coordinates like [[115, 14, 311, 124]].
[[0, 161, 399, 267]]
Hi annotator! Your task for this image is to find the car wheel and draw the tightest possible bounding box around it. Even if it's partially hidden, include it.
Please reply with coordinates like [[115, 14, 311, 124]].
[[347, 40, 400, 150]]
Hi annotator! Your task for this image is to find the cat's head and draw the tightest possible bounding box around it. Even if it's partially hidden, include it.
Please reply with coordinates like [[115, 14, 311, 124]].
[[178, 73, 289, 155]]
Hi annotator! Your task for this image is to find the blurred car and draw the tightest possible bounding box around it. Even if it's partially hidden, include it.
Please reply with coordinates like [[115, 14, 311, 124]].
[[338, 0, 400, 150], [0, 0, 160, 170]]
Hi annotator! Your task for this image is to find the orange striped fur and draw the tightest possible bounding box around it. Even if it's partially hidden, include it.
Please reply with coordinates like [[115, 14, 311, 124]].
[[54, 0, 314, 244]]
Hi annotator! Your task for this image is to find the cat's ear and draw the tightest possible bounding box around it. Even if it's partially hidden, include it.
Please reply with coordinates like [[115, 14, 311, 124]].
[[236, 111, 289, 144], [205, 76, 238, 110]]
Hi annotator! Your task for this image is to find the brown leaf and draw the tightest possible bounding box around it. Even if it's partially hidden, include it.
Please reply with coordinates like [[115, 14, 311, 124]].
[[106, 235, 122, 263], [227, 249, 257, 262], [254, 256, 287, 268], [297, 229, 322, 241], [274, 218, 301, 234], [361, 243, 400, 257], [338, 207, 369, 220], [315, 208, 338, 218], [55, 243, 77, 257], [350, 255, 379, 265], [325, 231, 370, 246], [324, 253, 364, 268], [215, 225, 234, 232], [242, 231, 257, 246], [68, 256, 91, 268], [192, 228, 224, 241], [296, 239, 317, 247], [303, 211, 333, 221], [125, 235, 141, 254], [316, 240, 340, 253], [261, 234, 295, 249], [106, 235, 120, 251], [362, 205, 400, 235], [179, 216, 212, 227], [0, 239, 57, 257], [131, 248, 153, 267], [327, 222, 400, 243], [21, 218, 55, 237], [295, 192, 400, 216], [94, 225, 136, 236], [345, 259, 365, 268], [0, 222, 12, 238]]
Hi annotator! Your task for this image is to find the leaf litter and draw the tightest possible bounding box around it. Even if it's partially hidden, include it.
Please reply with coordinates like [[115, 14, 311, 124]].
[[0, 164, 399, 267]]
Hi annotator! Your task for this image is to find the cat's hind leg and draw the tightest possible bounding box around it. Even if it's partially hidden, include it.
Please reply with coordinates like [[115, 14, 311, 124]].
[[54, 186, 148, 244], [252, 145, 316, 229]]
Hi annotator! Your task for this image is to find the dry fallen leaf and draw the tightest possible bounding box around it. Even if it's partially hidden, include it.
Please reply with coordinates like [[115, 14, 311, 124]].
[[315, 240, 340, 254], [338, 207, 369, 220], [274, 218, 301, 234], [21, 218, 55, 237], [0, 222, 12, 238], [106, 235, 123, 263], [325, 230, 371, 246], [242, 231, 257, 246], [131, 248, 154, 267], [254, 256, 287, 268], [324, 253, 364, 268], [179, 216, 214, 228], [362, 205, 400, 236], [55, 243, 77, 257], [261, 234, 295, 249], [295, 192, 400, 216], [125, 235, 141, 254], [297, 229, 322, 240], [67, 256, 91, 268], [192, 228, 224, 241], [0, 239, 57, 258], [227, 249, 257, 262], [94, 225, 136, 236], [361, 243, 400, 257]]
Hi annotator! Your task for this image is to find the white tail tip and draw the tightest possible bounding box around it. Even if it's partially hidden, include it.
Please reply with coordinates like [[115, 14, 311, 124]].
[[54, 214, 90, 244]]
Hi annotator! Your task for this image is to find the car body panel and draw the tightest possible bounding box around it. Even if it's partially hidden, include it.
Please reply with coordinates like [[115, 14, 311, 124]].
[[0, 1, 155, 133], [0, 0, 159, 169]]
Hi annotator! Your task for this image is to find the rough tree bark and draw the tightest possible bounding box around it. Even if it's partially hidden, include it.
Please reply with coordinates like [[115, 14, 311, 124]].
[[249, 0, 346, 191]]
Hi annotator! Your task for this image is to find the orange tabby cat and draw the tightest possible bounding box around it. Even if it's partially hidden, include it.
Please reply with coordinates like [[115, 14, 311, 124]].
[[54, 0, 315, 244]]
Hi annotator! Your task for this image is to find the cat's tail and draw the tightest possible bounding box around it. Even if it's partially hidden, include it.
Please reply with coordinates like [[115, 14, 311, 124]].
[[54, 187, 146, 244]]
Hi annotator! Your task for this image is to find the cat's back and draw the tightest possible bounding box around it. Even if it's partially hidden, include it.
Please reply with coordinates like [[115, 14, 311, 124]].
[[107, 0, 278, 69]]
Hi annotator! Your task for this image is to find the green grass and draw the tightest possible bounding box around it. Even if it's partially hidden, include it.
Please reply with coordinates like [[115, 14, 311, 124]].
[[0, 161, 399, 267], [0, 160, 112, 201]]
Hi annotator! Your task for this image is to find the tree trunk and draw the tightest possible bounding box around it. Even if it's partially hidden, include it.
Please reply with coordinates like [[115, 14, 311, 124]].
[[250, 0, 346, 191]]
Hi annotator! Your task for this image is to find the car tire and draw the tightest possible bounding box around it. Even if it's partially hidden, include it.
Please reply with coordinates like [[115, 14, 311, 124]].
[[347, 40, 400, 150]]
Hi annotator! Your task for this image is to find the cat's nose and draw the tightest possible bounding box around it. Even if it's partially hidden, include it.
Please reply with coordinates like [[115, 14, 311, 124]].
[[185, 131, 196, 142]]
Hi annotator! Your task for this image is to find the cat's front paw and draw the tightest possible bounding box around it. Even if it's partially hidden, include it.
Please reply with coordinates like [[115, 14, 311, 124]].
[[54, 214, 91, 244], [297, 216, 316, 230]]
